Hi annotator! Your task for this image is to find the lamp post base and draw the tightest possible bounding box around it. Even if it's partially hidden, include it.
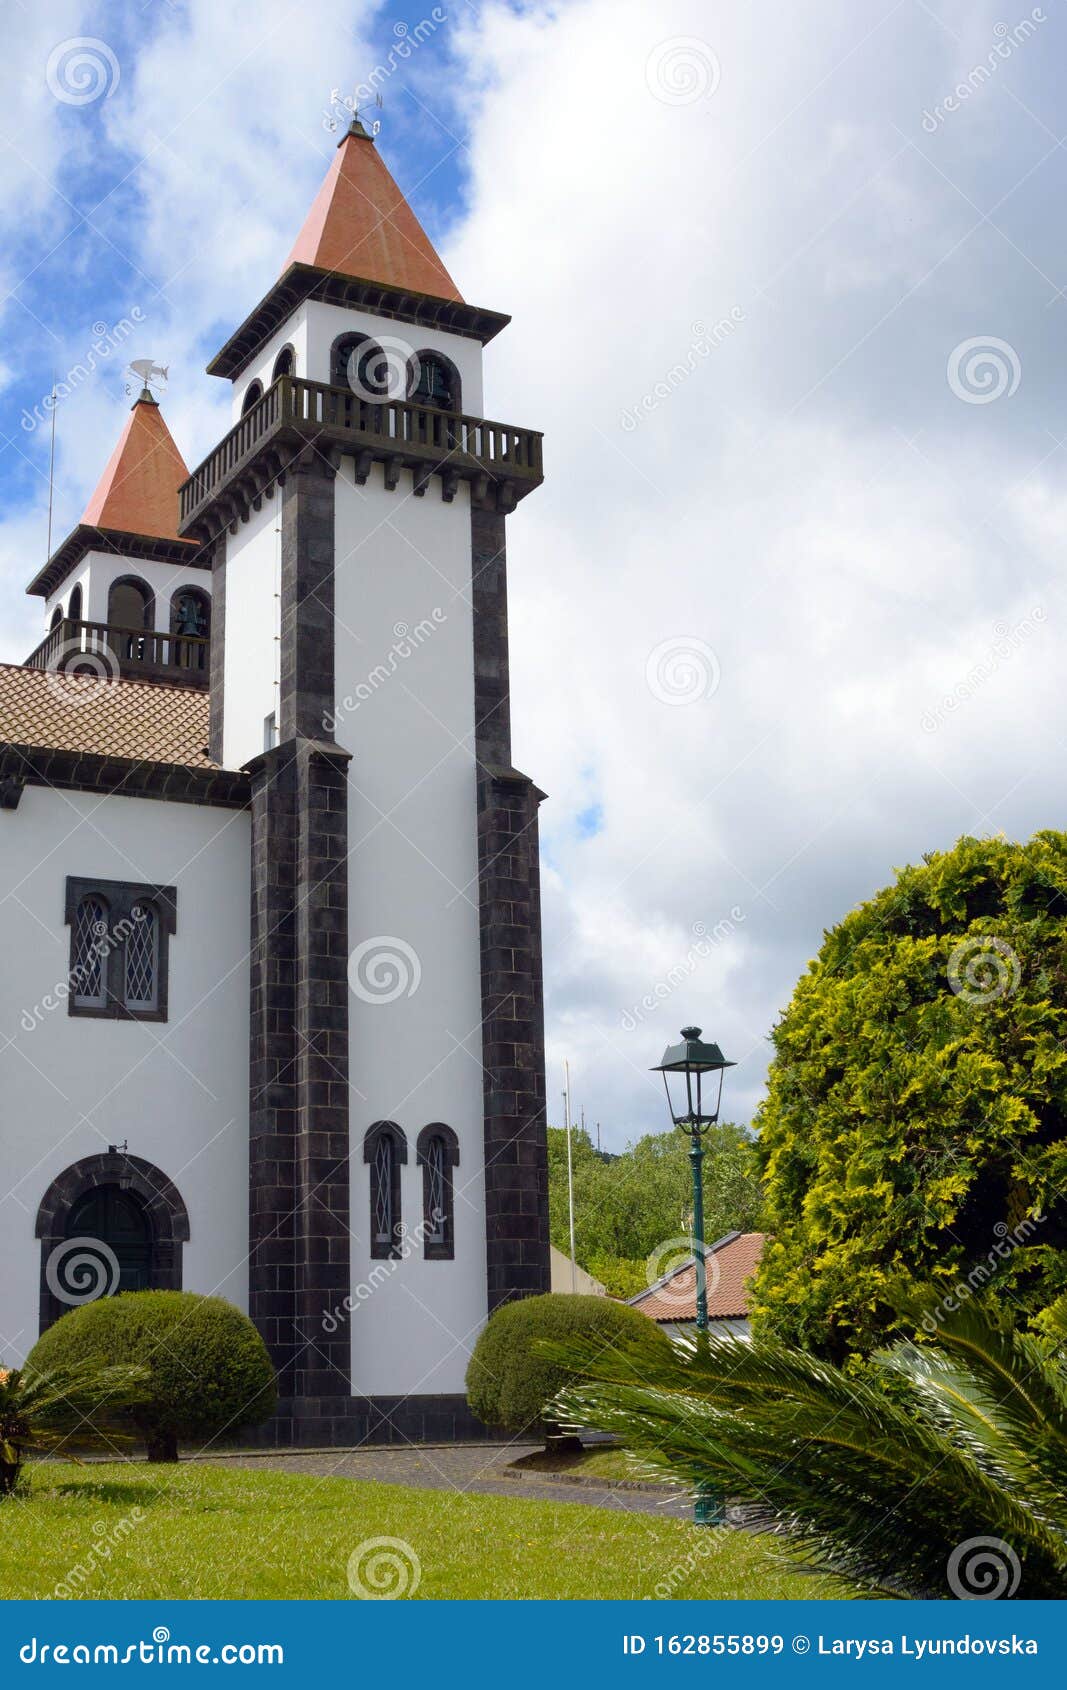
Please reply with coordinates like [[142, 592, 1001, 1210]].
[[694, 1486, 725, 1527]]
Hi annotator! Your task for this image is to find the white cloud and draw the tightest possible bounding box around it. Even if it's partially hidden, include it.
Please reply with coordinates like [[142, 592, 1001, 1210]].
[[3, 0, 1065, 1148]]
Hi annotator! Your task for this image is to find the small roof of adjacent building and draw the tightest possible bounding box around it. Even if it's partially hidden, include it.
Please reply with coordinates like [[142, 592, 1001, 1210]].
[[628, 1231, 766, 1323], [0, 663, 213, 769]]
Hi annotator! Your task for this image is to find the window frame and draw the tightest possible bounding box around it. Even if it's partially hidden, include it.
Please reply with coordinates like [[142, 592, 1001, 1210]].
[[64, 877, 177, 1022], [408, 351, 462, 413], [271, 344, 295, 382], [363, 1120, 407, 1260], [416, 1123, 459, 1260]]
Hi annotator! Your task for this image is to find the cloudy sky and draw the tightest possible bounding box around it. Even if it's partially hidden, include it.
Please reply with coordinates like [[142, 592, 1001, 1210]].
[[2, 0, 1065, 1148]]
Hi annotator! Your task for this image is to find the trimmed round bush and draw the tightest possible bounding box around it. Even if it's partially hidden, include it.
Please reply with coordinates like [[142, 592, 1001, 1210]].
[[28, 1291, 276, 1461], [466, 1292, 668, 1447]]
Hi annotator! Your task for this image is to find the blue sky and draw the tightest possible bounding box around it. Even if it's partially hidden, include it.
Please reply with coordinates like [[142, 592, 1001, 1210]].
[[1, 0, 479, 550], [6, 0, 1067, 1148]]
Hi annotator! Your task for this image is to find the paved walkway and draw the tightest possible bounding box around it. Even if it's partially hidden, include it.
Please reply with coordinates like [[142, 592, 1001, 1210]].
[[202, 1442, 692, 1518]]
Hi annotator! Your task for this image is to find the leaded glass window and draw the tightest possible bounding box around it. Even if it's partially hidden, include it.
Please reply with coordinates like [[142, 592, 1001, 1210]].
[[417, 1124, 458, 1259], [72, 897, 108, 1008], [65, 878, 176, 1021], [124, 904, 158, 1011], [425, 1135, 446, 1244], [373, 1134, 394, 1248]]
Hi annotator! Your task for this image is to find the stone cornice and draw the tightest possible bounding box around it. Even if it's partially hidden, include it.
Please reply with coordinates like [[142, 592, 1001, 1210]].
[[207, 263, 511, 381], [26, 525, 207, 601], [0, 742, 250, 809]]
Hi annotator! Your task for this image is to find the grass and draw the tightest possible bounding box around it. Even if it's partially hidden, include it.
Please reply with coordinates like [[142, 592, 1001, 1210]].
[[511, 1445, 668, 1483], [0, 1462, 841, 1600]]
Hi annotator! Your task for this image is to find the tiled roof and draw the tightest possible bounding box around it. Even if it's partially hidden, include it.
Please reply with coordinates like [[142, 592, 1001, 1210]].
[[81, 394, 193, 543], [629, 1232, 766, 1323], [0, 664, 214, 769], [285, 126, 462, 301]]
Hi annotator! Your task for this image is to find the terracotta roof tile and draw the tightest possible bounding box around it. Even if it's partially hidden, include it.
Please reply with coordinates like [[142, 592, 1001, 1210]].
[[286, 128, 462, 301], [629, 1232, 766, 1322], [0, 664, 214, 769], [81, 396, 193, 543]]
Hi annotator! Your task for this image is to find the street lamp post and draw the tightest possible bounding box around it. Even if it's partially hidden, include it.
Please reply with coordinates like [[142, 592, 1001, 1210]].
[[652, 1025, 736, 1528]]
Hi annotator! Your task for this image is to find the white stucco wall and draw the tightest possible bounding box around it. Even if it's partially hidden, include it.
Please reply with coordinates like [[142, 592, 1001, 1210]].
[[42, 551, 212, 635], [221, 498, 281, 769], [230, 306, 310, 423], [334, 459, 487, 1396], [0, 786, 251, 1366], [231, 299, 483, 419]]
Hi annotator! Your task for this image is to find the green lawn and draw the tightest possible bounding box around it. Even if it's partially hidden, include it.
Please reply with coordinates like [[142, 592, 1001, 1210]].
[[0, 1462, 840, 1600], [511, 1445, 667, 1482]]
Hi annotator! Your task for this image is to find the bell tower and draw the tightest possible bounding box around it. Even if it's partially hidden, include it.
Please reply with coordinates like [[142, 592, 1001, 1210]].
[[178, 118, 549, 1440]]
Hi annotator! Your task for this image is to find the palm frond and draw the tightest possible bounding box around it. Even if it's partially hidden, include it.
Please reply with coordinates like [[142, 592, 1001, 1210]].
[[543, 1303, 1067, 1600]]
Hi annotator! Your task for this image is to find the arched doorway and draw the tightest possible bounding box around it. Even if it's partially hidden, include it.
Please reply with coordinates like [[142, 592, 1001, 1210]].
[[65, 1185, 153, 1293], [35, 1151, 189, 1332]]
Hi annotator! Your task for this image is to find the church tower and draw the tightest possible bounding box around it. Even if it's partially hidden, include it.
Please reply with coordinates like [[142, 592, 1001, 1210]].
[[178, 119, 549, 1439]]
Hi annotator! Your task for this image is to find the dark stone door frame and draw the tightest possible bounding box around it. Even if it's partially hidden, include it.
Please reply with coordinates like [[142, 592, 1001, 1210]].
[[34, 1151, 190, 1334]]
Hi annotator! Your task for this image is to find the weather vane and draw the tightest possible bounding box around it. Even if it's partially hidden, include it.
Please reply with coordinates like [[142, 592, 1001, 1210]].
[[322, 88, 382, 136], [125, 358, 168, 399]]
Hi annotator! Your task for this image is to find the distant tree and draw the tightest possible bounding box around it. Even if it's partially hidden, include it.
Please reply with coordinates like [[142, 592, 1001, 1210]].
[[547, 1122, 764, 1279]]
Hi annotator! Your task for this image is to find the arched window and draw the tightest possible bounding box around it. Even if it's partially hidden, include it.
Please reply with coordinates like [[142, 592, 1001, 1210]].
[[171, 587, 210, 638], [169, 587, 211, 676], [49, 605, 63, 632], [65, 1185, 152, 1296], [71, 894, 109, 1010], [124, 902, 159, 1012], [108, 576, 152, 661], [364, 1121, 407, 1259], [409, 352, 460, 412], [416, 1125, 459, 1259], [68, 583, 82, 622], [272, 345, 294, 382], [241, 380, 263, 416], [330, 332, 393, 400]]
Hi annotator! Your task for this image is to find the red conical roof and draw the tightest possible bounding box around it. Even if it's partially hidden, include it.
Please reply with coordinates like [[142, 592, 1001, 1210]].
[[285, 123, 462, 302], [81, 392, 190, 541]]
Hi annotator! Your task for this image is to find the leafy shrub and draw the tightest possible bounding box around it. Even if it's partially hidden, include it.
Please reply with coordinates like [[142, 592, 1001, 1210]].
[[28, 1291, 276, 1461], [0, 1360, 148, 1495], [753, 832, 1067, 1360], [466, 1292, 668, 1448]]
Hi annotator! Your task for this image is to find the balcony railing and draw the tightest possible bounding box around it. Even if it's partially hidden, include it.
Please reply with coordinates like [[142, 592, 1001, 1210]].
[[178, 375, 543, 529], [25, 619, 210, 689]]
